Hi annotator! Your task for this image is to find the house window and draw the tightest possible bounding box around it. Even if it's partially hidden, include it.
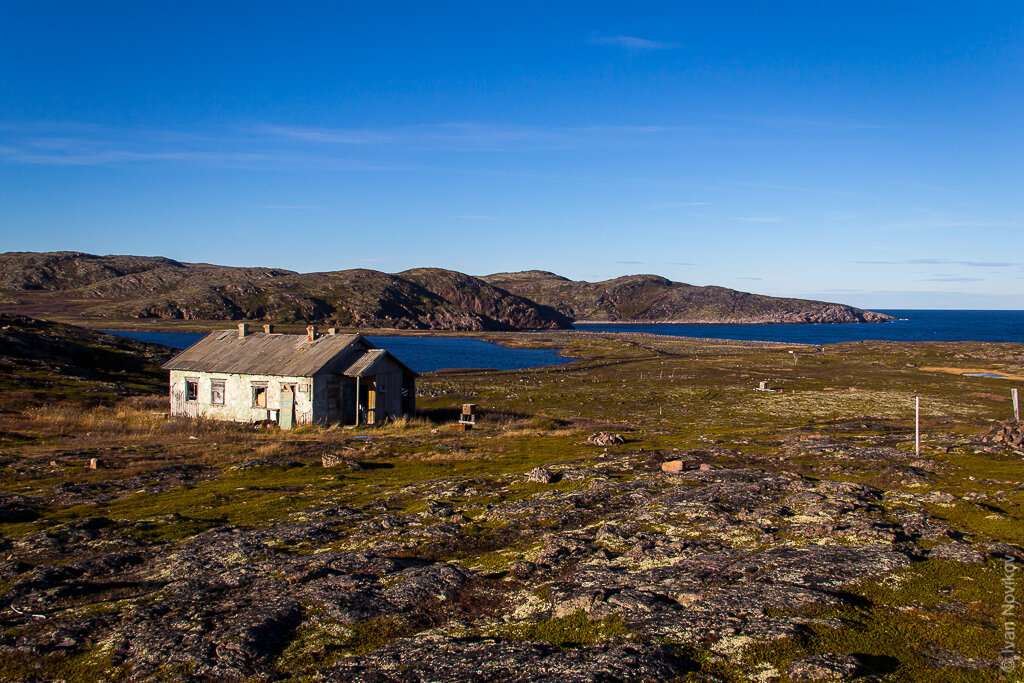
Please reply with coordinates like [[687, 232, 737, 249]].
[[211, 380, 225, 405], [252, 383, 268, 408], [185, 378, 199, 402]]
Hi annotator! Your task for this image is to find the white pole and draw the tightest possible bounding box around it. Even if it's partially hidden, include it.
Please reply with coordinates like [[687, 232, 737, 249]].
[[915, 396, 920, 456], [1013, 388, 1020, 423]]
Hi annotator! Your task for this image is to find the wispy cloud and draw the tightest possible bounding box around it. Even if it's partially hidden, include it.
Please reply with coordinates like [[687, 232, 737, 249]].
[[736, 217, 782, 223], [255, 204, 325, 210], [737, 276, 764, 281], [728, 181, 856, 196], [883, 218, 1024, 230], [257, 121, 700, 152], [592, 35, 680, 50], [613, 260, 694, 266], [649, 201, 709, 209], [857, 258, 1018, 267], [721, 115, 889, 131], [0, 120, 710, 167], [925, 276, 984, 282]]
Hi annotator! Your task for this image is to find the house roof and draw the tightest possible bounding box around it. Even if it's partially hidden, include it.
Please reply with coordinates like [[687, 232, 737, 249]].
[[162, 331, 363, 376], [342, 348, 418, 378], [342, 349, 387, 377]]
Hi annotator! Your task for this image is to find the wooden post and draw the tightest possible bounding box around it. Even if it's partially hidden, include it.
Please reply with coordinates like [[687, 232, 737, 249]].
[[355, 376, 360, 426], [915, 396, 920, 456], [1013, 388, 1020, 422]]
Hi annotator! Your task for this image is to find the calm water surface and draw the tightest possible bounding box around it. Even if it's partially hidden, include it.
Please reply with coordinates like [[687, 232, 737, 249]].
[[104, 310, 1023, 372], [102, 331, 571, 373]]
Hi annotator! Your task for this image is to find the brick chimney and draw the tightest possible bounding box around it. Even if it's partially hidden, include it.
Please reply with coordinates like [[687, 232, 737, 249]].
[[306, 325, 316, 342], [238, 323, 249, 339], [263, 324, 274, 334]]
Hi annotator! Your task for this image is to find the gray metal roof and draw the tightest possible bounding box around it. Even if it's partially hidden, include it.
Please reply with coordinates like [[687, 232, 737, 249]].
[[342, 349, 387, 377], [343, 348, 419, 378], [162, 331, 363, 376]]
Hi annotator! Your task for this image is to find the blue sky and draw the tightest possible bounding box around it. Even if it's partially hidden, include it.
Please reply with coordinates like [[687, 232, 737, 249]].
[[1, 2, 1022, 308]]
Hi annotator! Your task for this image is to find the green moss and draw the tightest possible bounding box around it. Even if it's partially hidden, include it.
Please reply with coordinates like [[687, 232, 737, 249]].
[[0, 647, 132, 682], [731, 559, 1005, 682], [505, 611, 632, 649]]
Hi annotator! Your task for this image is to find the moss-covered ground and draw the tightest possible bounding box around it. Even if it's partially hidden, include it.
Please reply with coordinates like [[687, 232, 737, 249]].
[[0, 329, 1021, 680]]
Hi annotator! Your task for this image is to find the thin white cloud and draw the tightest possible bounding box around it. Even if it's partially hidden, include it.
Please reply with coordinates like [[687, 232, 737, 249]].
[[925, 276, 984, 282], [592, 35, 680, 50], [728, 181, 856, 196], [721, 115, 890, 131], [857, 259, 1018, 267], [883, 218, 1024, 230], [0, 119, 716, 167], [255, 205, 326, 210], [649, 201, 710, 209]]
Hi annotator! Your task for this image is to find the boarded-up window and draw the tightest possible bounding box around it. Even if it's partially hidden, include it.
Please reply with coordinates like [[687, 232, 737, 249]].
[[185, 378, 199, 402], [252, 383, 267, 408], [211, 380, 225, 405]]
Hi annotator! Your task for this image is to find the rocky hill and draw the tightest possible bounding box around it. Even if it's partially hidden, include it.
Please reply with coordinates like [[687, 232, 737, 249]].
[[0, 253, 570, 331], [482, 270, 893, 324], [0, 252, 891, 329], [0, 314, 173, 407]]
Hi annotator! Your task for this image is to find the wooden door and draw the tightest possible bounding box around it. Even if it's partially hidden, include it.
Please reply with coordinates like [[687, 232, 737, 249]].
[[365, 378, 376, 424], [280, 385, 295, 430]]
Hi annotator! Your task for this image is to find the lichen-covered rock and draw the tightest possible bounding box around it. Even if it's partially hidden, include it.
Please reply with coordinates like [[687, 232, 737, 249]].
[[786, 653, 864, 680], [525, 467, 555, 483]]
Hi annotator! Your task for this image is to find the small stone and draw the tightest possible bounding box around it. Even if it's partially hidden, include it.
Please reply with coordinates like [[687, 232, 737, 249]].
[[322, 453, 361, 469], [661, 460, 684, 473], [929, 542, 985, 564], [509, 561, 537, 580], [89, 458, 102, 470], [699, 463, 713, 471], [586, 432, 625, 446], [526, 467, 555, 484]]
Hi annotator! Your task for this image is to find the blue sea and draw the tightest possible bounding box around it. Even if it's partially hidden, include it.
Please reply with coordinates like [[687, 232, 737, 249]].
[[574, 310, 1024, 345]]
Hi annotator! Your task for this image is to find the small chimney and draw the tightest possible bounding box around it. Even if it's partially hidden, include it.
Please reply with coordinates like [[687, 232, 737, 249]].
[[328, 327, 338, 335], [238, 323, 249, 339], [263, 324, 274, 334], [306, 325, 316, 342]]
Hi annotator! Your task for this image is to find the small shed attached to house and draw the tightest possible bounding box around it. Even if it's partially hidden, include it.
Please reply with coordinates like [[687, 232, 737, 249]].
[[163, 324, 417, 428]]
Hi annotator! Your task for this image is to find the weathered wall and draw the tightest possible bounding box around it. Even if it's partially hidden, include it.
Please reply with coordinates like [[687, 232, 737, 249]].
[[169, 370, 314, 424]]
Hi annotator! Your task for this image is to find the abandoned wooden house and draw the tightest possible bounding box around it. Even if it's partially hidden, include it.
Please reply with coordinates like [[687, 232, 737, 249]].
[[163, 324, 417, 428]]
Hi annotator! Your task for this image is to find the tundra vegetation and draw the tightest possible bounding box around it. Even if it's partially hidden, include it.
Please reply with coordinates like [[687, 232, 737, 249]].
[[0, 315, 1021, 681]]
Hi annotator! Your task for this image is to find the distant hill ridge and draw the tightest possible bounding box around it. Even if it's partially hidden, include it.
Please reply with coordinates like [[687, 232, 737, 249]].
[[0, 251, 893, 330]]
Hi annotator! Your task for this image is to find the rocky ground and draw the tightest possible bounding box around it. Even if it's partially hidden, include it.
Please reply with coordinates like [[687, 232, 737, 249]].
[[0, 323, 1021, 681], [0, 431, 1019, 682]]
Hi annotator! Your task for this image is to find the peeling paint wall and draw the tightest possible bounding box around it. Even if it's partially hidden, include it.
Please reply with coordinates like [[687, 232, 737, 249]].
[[169, 370, 314, 424]]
